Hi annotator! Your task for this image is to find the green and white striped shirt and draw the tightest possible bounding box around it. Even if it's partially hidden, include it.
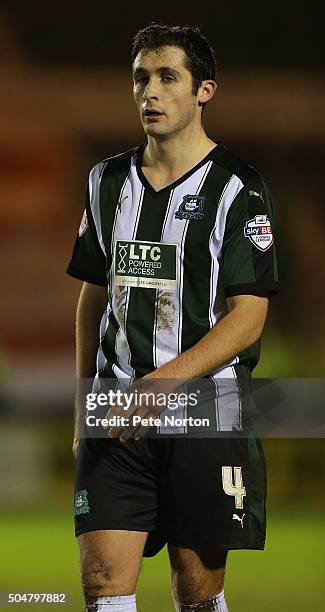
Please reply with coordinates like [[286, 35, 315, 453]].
[[67, 141, 278, 404]]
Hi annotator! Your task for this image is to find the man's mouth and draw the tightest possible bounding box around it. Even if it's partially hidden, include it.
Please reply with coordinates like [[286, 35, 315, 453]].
[[143, 109, 164, 117]]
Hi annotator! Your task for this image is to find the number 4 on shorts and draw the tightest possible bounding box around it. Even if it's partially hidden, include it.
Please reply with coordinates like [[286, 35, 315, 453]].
[[222, 466, 246, 509]]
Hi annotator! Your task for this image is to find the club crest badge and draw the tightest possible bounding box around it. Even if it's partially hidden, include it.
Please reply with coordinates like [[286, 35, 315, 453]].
[[75, 489, 90, 515], [78, 209, 88, 236], [244, 215, 274, 251], [175, 195, 206, 220]]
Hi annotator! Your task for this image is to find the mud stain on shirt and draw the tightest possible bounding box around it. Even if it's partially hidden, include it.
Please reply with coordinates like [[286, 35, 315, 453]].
[[156, 294, 177, 331]]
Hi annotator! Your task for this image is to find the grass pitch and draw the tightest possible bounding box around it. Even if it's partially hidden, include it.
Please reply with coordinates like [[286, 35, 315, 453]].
[[1, 508, 324, 611]]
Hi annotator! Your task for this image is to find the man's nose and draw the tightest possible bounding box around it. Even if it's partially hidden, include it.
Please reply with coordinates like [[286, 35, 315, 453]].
[[143, 78, 158, 100]]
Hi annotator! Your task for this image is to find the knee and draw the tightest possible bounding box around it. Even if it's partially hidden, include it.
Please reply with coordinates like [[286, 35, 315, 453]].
[[81, 555, 136, 598], [170, 550, 227, 604], [172, 570, 225, 606], [82, 558, 112, 597], [172, 567, 221, 603]]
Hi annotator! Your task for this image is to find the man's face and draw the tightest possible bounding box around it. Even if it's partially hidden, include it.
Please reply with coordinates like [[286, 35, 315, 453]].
[[133, 45, 201, 139]]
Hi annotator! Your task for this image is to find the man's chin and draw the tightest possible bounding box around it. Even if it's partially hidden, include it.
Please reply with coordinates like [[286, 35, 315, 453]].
[[144, 125, 171, 139]]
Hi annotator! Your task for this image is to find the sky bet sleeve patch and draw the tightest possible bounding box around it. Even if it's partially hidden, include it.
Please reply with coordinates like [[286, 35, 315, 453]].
[[244, 214, 274, 251], [114, 239, 178, 290]]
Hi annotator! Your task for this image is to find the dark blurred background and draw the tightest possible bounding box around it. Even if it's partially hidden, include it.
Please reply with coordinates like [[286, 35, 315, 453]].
[[0, 3, 325, 610]]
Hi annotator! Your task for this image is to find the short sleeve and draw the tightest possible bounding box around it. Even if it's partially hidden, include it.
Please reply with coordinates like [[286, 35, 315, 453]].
[[66, 182, 107, 286], [221, 180, 279, 297]]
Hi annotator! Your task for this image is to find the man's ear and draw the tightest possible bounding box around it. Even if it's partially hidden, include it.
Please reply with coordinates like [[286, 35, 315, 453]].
[[198, 80, 217, 106]]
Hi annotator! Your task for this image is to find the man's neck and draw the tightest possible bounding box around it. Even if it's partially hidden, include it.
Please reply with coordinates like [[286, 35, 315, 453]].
[[142, 128, 217, 176]]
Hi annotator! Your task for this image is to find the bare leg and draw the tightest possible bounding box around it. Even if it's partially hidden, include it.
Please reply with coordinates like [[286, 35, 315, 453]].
[[168, 545, 227, 608], [78, 530, 147, 606]]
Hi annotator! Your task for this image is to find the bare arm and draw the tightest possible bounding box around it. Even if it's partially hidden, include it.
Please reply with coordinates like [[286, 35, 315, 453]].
[[76, 282, 108, 378], [73, 281, 107, 455], [107, 294, 269, 441], [148, 294, 269, 380]]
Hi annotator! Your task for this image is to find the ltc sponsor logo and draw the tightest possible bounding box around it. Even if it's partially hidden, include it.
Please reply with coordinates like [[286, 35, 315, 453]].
[[244, 215, 274, 251], [114, 240, 177, 290], [175, 195, 206, 220]]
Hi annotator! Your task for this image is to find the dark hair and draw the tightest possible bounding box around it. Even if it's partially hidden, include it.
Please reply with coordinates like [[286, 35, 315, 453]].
[[132, 23, 217, 96]]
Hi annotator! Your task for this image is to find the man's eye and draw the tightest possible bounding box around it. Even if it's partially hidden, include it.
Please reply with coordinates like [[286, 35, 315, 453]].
[[162, 76, 174, 82]]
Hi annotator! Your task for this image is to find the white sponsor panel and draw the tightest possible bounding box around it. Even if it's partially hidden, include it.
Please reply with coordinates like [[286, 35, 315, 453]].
[[114, 239, 178, 290]]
